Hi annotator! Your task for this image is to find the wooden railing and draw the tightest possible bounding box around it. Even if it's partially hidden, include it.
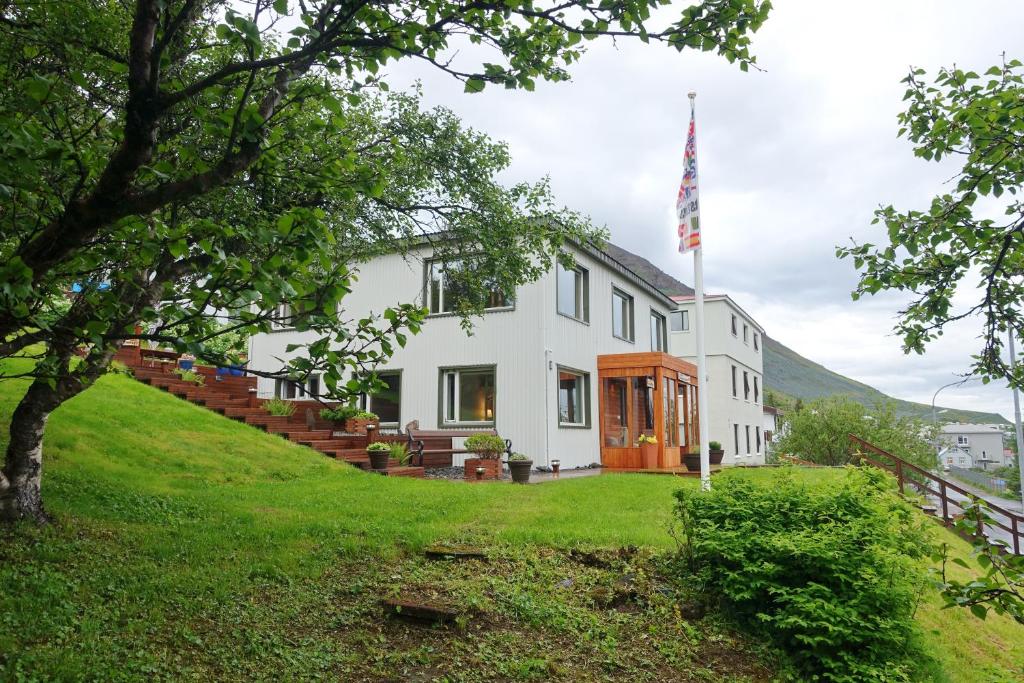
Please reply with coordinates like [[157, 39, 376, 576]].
[[849, 434, 1024, 555]]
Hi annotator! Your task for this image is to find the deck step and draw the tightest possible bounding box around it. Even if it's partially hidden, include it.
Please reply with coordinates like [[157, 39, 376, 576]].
[[378, 466, 425, 478]]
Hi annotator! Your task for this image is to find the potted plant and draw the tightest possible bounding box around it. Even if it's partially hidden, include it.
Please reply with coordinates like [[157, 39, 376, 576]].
[[709, 440, 725, 465], [507, 453, 533, 484], [638, 433, 659, 469], [265, 397, 295, 417], [683, 444, 701, 472], [464, 433, 506, 480], [366, 441, 391, 471], [319, 405, 379, 434]]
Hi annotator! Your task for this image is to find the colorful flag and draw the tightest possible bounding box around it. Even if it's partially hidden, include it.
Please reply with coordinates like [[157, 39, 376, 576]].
[[676, 106, 700, 253]]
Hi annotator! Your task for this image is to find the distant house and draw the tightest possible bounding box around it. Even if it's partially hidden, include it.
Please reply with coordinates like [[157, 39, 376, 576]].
[[938, 445, 974, 469], [762, 405, 783, 452], [939, 424, 1007, 469], [669, 294, 766, 465]]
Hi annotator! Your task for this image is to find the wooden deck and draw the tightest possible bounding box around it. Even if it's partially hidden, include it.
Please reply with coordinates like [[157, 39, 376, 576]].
[[603, 465, 724, 477]]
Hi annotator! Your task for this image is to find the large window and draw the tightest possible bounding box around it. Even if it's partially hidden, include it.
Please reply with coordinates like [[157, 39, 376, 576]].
[[612, 288, 635, 342], [650, 311, 667, 352], [428, 260, 509, 315], [558, 368, 589, 427], [556, 263, 589, 322], [361, 372, 402, 426], [440, 366, 496, 425], [670, 310, 689, 332]]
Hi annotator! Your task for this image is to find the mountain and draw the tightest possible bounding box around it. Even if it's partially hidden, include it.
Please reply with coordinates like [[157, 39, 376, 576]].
[[605, 242, 1010, 425]]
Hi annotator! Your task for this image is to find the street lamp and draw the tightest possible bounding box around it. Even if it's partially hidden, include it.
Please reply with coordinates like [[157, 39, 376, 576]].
[[931, 376, 979, 468]]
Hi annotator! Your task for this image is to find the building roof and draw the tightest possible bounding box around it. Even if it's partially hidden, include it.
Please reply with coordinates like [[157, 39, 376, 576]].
[[941, 424, 1004, 435], [671, 293, 765, 334]]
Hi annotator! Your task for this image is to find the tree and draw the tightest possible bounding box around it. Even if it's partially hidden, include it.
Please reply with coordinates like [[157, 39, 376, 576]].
[[838, 56, 1024, 386], [773, 396, 936, 470], [0, 1, 772, 522]]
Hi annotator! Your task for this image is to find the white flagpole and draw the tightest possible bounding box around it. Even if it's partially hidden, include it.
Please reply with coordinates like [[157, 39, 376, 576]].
[[689, 91, 711, 491]]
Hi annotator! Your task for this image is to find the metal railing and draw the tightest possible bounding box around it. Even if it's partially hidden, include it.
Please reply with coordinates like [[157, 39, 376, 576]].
[[849, 434, 1024, 555]]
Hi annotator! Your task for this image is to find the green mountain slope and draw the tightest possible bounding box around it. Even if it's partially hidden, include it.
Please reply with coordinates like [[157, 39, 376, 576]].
[[605, 243, 1009, 425]]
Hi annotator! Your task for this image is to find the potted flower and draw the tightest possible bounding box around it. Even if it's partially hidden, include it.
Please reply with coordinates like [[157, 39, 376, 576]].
[[366, 441, 391, 471], [637, 433, 659, 469], [507, 453, 533, 484], [464, 433, 506, 480], [709, 440, 725, 465], [683, 444, 701, 472]]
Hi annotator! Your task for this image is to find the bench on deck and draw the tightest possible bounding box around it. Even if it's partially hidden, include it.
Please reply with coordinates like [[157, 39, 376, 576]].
[[139, 348, 181, 368], [405, 421, 511, 468]]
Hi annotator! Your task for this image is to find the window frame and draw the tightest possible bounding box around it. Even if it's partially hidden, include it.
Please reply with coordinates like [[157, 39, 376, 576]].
[[756, 426, 762, 453], [745, 425, 751, 455], [743, 323, 749, 344], [731, 365, 738, 398], [743, 371, 750, 401], [437, 364, 497, 428], [957, 435, 969, 447], [670, 310, 690, 332], [650, 309, 668, 352], [425, 259, 514, 317], [611, 287, 635, 343], [731, 314, 738, 337], [270, 302, 293, 331], [753, 376, 760, 405], [556, 262, 590, 324], [733, 423, 740, 455], [753, 333, 760, 352], [556, 365, 591, 429]]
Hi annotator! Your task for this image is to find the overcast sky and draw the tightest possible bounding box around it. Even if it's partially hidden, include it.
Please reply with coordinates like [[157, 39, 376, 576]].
[[388, 0, 1024, 421]]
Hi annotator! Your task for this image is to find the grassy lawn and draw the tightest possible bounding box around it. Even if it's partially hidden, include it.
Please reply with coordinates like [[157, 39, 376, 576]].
[[1, 357, 1021, 680]]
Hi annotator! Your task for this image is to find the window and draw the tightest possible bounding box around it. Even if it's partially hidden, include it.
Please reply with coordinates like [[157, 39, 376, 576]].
[[650, 311, 667, 352], [754, 333, 760, 352], [733, 423, 740, 455], [663, 376, 679, 447], [957, 435, 969, 447], [753, 376, 760, 404], [360, 372, 401, 426], [731, 314, 738, 336], [743, 324, 749, 344], [428, 260, 509, 315], [274, 378, 297, 399], [612, 288, 634, 342], [556, 263, 589, 322], [731, 366, 738, 398], [557, 368, 589, 427], [756, 426, 762, 453], [276, 375, 320, 399], [745, 425, 751, 455], [440, 366, 495, 425], [304, 374, 320, 398], [670, 310, 690, 332], [743, 371, 750, 401], [271, 302, 292, 330]]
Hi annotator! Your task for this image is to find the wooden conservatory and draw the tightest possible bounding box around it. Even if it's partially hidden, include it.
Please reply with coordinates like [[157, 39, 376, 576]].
[[597, 352, 699, 470]]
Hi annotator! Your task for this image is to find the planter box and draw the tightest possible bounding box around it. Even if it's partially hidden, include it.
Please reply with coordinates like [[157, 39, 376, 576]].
[[465, 458, 501, 481], [640, 442, 659, 469], [345, 417, 379, 434], [508, 459, 533, 484]]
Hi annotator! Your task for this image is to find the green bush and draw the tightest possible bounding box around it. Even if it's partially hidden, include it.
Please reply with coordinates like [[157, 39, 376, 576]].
[[172, 368, 205, 386], [507, 452, 530, 462], [708, 440, 722, 451], [464, 433, 506, 457], [366, 442, 391, 453], [264, 398, 295, 417], [319, 405, 377, 421], [673, 467, 933, 682], [388, 442, 410, 464]]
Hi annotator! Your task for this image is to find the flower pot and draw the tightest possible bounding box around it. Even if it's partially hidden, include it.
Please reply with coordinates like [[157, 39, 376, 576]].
[[683, 453, 701, 472], [640, 442, 659, 469], [368, 450, 390, 471], [709, 448, 725, 465], [508, 459, 533, 484]]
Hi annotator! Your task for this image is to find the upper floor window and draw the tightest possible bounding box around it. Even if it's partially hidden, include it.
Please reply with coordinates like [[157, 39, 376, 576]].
[[743, 371, 750, 401], [271, 302, 293, 330], [753, 333, 760, 352], [670, 310, 689, 332], [745, 425, 751, 454], [612, 288, 635, 342], [274, 374, 318, 399], [731, 365, 738, 398], [753, 376, 760, 404], [957, 435, 969, 447], [731, 314, 738, 336], [440, 366, 495, 425], [428, 260, 509, 315], [556, 262, 589, 322], [743, 324, 749, 344], [755, 426, 762, 453], [650, 311, 667, 352]]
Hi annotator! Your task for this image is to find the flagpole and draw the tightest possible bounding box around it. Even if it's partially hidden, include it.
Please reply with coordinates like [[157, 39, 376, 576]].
[[688, 92, 711, 491]]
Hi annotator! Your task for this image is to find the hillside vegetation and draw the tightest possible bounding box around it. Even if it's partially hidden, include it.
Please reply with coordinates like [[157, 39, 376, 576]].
[[0, 357, 1021, 680]]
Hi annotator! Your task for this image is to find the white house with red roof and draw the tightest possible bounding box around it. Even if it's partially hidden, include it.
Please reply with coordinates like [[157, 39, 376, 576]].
[[668, 293, 766, 465]]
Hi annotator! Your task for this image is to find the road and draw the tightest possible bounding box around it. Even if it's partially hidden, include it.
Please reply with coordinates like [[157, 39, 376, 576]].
[[924, 476, 1022, 554]]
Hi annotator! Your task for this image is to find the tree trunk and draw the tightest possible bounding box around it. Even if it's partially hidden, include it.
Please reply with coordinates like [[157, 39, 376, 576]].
[[0, 378, 62, 524]]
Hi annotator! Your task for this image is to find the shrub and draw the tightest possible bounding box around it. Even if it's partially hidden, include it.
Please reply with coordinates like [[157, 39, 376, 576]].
[[264, 398, 295, 417], [172, 368, 205, 385], [388, 442, 411, 465], [319, 405, 377, 421], [366, 442, 391, 453], [708, 440, 722, 451], [507, 452, 530, 462], [673, 467, 933, 682], [464, 433, 506, 459]]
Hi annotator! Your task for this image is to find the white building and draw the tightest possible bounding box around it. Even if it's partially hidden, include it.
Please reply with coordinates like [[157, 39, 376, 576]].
[[762, 405, 783, 454], [248, 241, 698, 471], [939, 424, 1008, 469], [668, 294, 766, 465]]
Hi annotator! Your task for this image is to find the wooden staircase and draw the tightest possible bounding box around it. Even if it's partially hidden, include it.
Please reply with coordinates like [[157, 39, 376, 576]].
[[116, 348, 423, 478]]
